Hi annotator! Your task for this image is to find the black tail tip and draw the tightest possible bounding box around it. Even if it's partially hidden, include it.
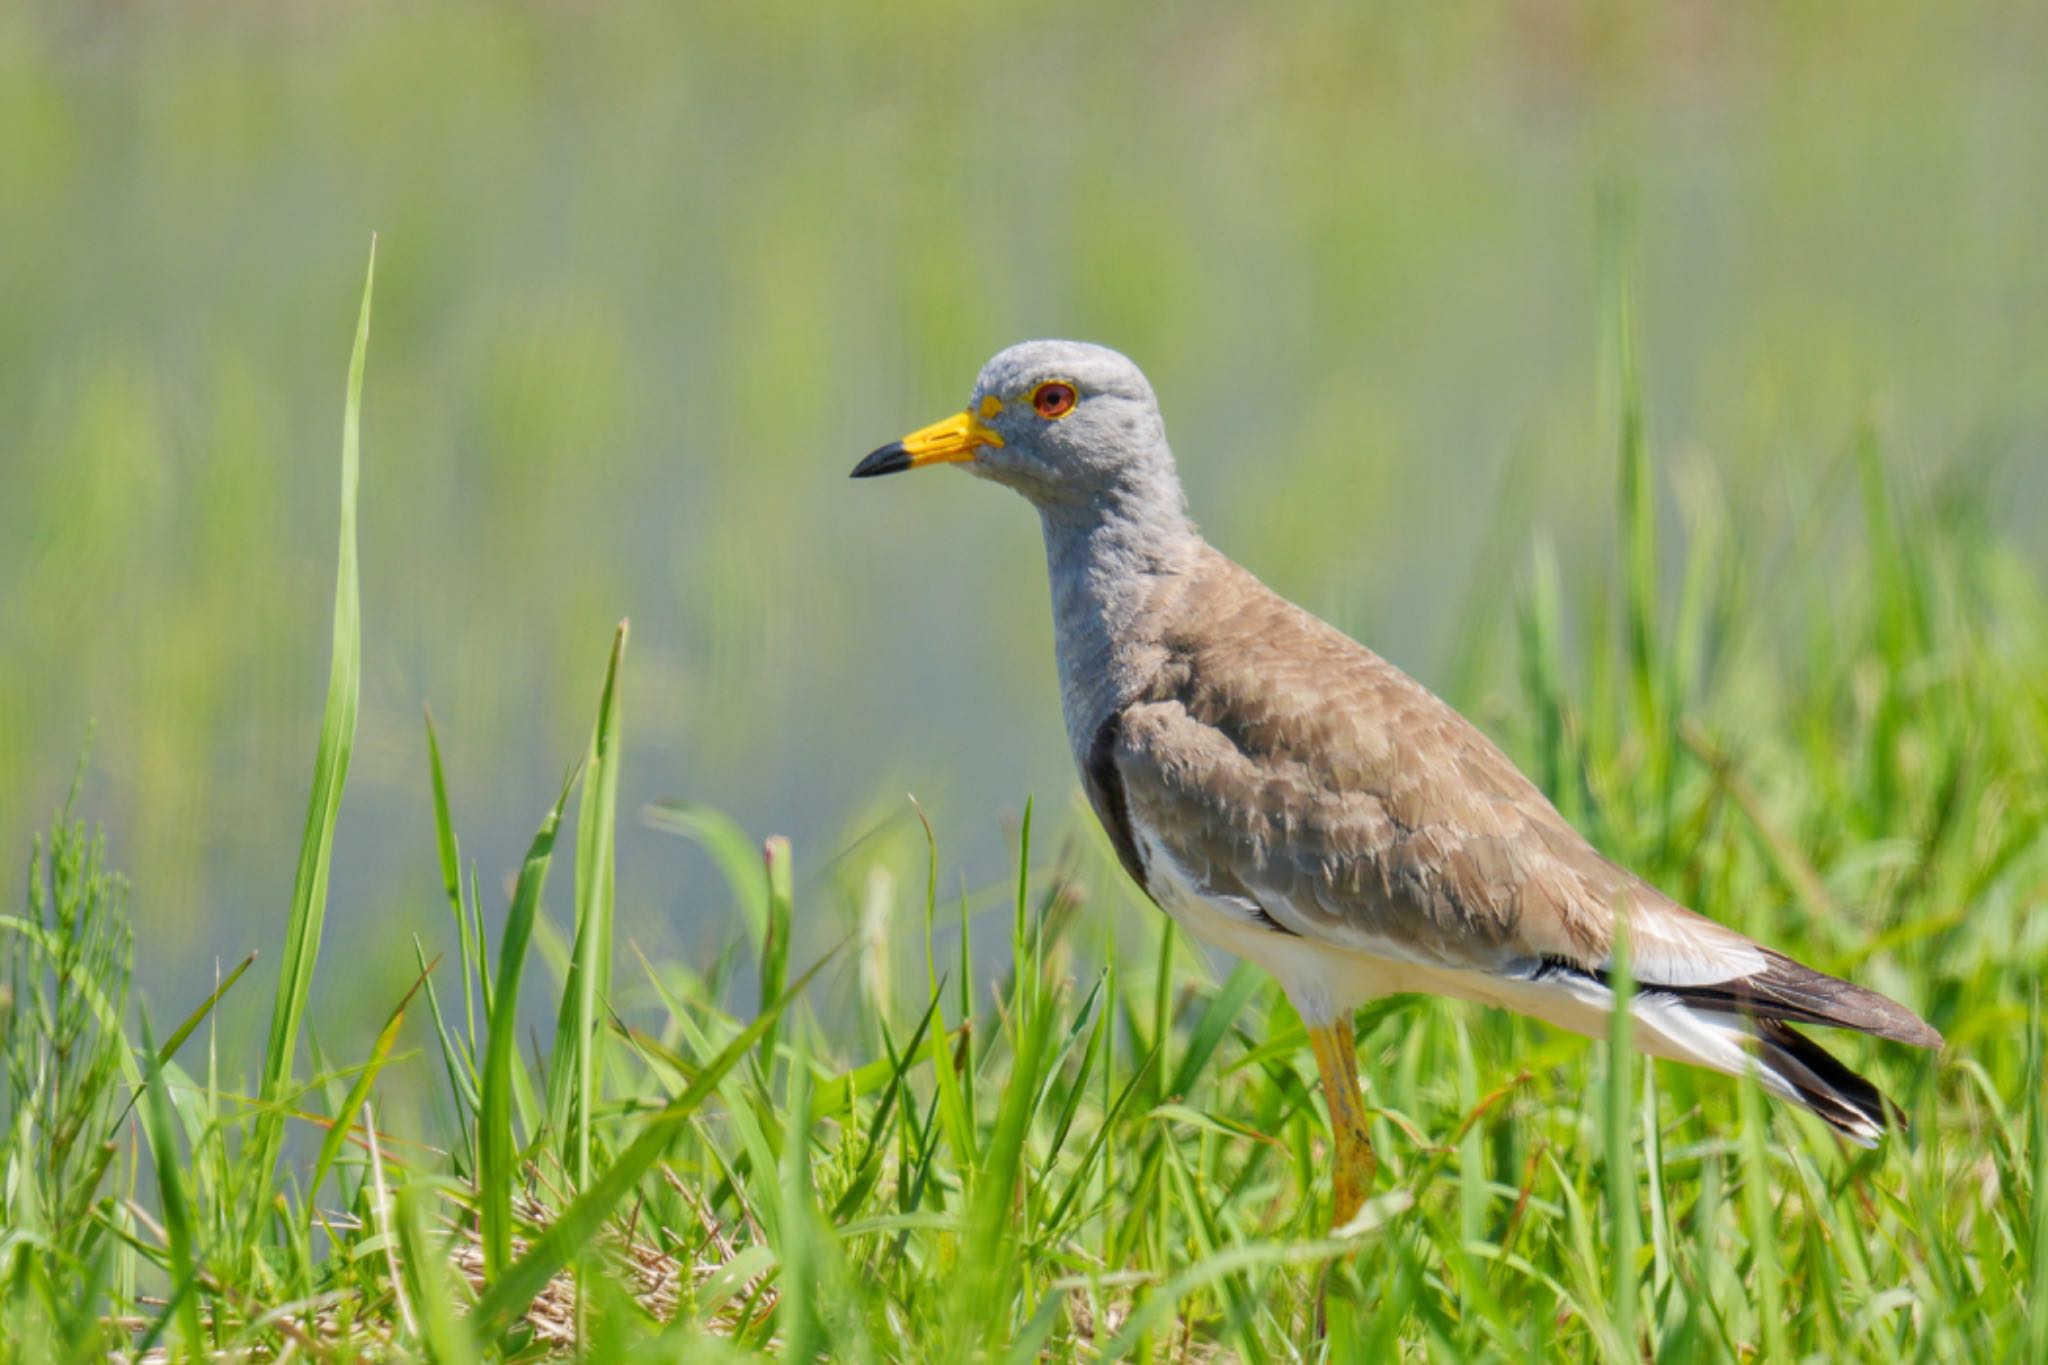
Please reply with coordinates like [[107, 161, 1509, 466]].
[[1755, 1020, 1905, 1147]]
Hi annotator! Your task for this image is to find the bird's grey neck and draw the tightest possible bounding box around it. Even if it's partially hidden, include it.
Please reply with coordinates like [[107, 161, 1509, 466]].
[[1037, 478, 1198, 756]]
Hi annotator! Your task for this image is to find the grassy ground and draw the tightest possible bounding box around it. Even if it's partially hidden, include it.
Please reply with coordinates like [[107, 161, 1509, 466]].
[[3, 211, 2045, 1362]]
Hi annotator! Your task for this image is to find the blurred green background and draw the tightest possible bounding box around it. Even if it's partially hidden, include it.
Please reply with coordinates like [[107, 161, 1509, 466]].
[[2, 1, 2043, 1052]]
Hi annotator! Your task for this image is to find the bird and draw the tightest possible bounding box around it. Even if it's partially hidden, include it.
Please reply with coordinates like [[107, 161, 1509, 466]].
[[851, 339, 1941, 1228]]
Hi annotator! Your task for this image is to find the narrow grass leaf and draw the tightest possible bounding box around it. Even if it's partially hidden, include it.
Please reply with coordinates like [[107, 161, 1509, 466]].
[[397, 1184, 481, 1365], [759, 834, 793, 1043], [642, 802, 770, 954], [424, 706, 481, 1051], [305, 958, 436, 1217], [138, 1019, 207, 1360], [1166, 960, 1262, 1100], [1605, 918, 1639, 1361], [480, 772, 576, 1281], [249, 237, 374, 1218], [548, 620, 628, 1198]]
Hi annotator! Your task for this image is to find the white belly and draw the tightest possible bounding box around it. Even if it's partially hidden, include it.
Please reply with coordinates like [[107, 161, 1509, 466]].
[[1136, 828, 1412, 1025]]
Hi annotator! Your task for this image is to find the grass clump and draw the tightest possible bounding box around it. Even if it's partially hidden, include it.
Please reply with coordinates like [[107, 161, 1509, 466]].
[[1, 249, 2045, 1364], [1, 781, 135, 1362]]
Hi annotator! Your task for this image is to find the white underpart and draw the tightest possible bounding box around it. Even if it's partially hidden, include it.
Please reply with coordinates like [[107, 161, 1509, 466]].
[[1134, 827, 1412, 1021], [1135, 826, 1881, 1146]]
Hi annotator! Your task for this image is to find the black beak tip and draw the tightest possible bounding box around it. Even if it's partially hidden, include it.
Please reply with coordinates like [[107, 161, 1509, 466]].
[[850, 442, 912, 479]]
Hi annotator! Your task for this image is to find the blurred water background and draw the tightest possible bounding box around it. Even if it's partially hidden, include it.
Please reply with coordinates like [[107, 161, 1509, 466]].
[[2, 1, 2043, 1063]]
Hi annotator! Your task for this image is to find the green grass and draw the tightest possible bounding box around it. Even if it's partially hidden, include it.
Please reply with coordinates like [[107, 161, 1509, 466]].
[[5, 182, 2048, 1365]]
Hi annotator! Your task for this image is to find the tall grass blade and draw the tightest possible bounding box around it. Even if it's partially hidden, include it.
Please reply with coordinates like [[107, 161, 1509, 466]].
[[158, 950, 258, 1076], [416, 933, 483, 1147], [138, 1018, 207, 1361], [547, 620, 628, 1197], [1166, 961, 1262, 1101], [2026, 990, 2048, 1365], [1600, 201, 1660, 750], [425, 706, 481, 1053], [480, 772, 576, 1282], [106, 950, 257, 1130], [249, 238, 374, 1216], [911, 802, 974, 1172], [948, 805, 1051, 1350], [773, 1021, 824, 1361], [397, 1184, 481, 1365], [1605, 919, 1639, 1360], [305, 958, 435, 1217], [641, 802, 770, 955], [1737, 1062, 1787, 1360], [759, 834, 794, 1041]]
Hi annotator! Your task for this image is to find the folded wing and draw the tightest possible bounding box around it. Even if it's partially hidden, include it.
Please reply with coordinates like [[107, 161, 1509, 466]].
[[1096, 552, 1939, 1128]]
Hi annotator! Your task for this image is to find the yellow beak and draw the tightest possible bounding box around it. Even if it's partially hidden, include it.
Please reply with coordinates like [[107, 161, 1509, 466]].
[[850, 408, 1004, 478]]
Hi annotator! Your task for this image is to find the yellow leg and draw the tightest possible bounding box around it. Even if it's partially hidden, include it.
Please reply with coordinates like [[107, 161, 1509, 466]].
[[1309, 1015, 1377, 1228]]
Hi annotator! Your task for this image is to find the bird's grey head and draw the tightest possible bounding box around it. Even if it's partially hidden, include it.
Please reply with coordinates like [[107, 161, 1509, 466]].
[[852, 340, 1181, 515]]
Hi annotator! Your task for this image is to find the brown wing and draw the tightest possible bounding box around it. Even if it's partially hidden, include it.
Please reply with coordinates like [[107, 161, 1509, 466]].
[[1114, 548, 1941, 1055], [1110, 553, 1689, 966], [1107, 551, 1940, 1047]]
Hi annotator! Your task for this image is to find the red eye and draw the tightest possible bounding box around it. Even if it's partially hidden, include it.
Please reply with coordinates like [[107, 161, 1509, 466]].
[[1032, 381, 1077, 419]]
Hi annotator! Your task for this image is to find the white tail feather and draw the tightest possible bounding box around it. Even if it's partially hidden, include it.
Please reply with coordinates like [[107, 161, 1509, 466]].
[[1431, 963, 1888, 1146]]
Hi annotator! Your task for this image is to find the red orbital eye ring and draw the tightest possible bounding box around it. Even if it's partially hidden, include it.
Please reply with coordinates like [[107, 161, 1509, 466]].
[[1032, 382, 1077, 418]]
